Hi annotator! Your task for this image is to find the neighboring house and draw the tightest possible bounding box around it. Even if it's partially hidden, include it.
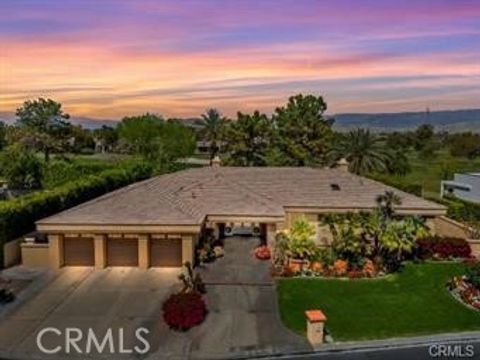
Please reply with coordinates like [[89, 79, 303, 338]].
[[29, 163, 446, 270], [441, 173, 480, 203], [195, 140, 227, 156]]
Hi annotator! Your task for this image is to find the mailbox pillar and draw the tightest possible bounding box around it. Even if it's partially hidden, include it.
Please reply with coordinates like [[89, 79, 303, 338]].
[[305, 309, 327, 346]]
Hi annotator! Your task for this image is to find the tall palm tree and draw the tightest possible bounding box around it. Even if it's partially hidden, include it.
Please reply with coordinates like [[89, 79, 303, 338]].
[[200, 108, 226, 163], [330, 128, 390, 175]]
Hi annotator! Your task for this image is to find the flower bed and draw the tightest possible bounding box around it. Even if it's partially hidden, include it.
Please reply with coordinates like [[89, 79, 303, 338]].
[[417, 236, 472, 260], [448, 276, 480, 310], [163, 292, 207, 331], [279, 258, 382, 279], [254, 245, 271, 260]]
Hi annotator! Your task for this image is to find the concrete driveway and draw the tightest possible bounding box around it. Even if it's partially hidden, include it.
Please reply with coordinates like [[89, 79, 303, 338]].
[[0, 237, 309, 360], [0, 267, 180, 360], [188, 236, 310, 359]]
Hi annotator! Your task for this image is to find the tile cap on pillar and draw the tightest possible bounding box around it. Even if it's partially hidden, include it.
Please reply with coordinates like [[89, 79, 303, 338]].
[[305, 309, 327, 322]]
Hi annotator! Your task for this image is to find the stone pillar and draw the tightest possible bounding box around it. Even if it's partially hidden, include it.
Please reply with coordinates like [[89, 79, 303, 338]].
[[48, 234, 64, 270], [181, 235, 195, 265], [305, 310, 327, 347], [94, 234, 107, 269], [138, 234, 150, 269]]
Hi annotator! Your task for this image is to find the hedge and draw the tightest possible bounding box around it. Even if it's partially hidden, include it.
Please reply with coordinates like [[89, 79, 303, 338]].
[[0, 162, 153, 266]]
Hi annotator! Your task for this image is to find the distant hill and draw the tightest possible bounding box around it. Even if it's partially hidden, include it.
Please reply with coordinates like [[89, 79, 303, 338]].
[[333, 109, 480, 133], [0, 112, 117, 129], [2, 108, 480, 132]]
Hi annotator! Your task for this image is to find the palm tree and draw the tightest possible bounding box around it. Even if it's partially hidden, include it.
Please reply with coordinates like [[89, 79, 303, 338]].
[[376, 191, 402, 221], [330, 128, 390, 175], [200, 108, 226, 163]]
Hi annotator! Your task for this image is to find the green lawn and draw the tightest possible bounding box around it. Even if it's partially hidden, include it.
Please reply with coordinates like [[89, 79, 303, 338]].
[[372, 150, 480, 199], [277, 262, 480, 341]]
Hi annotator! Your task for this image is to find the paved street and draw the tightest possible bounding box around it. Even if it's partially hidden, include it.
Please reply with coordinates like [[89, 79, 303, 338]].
[[274, 341, 480, 360]]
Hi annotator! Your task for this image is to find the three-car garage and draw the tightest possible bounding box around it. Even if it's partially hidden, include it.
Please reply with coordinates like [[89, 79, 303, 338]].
[[58, 234, 190, 268]]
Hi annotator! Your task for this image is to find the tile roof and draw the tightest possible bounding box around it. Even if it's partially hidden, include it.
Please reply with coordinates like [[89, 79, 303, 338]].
[[37, 166, 445, 226]]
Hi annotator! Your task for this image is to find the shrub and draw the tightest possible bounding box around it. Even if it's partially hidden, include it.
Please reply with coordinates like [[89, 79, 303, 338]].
[[417, 236, 471, 259], [466, 262, 480, 289], [347, 270, 364, 279], [285, 218, 317, 259], [162, 292, 207, 331], [362, 259, 376, 277]]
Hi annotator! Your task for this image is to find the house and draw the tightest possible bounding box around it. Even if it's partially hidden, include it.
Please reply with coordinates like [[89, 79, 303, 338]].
[[441, 173, 480, 203], [27, 163, 446, 269]]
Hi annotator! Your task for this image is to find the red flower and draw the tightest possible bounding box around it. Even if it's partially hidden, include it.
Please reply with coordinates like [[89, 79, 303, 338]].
[[254, 246, 271, 260], [163, 292, 207, 331]]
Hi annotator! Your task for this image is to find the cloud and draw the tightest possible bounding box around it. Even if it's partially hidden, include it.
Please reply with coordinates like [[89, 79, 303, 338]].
[[1, 0, 479, 117]]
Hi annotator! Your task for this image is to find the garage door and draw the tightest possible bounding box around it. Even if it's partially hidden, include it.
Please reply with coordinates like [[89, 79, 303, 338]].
[[150, 238, 182, 267], [64, 237, 94, 266], [107, 238, 138, 266]]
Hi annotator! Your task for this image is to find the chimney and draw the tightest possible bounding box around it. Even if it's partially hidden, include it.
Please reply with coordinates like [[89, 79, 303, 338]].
[[211, 155, 222, 167], [336, 158, 349, 172]]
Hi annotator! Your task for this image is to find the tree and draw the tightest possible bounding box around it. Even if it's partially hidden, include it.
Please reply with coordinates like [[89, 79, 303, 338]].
[[200, 108, 227, 163], [385, 149, 411, 176], [223, 111, 271, 166], [157, 120, 196, 165], [93, 125, 118, 153], [68, 125, 95, 153], [330, 128, 390, 175], [118, 114, 195, 166], [0, 145, 42, 190], [15, 98, 70, 162], [449, 132, 480, 158], [268, 94, 333, 166], [117, 113, 164, 160], [0, 121, 6, 150], [413, 124, 434, 151], [376, 190, 402, 222]]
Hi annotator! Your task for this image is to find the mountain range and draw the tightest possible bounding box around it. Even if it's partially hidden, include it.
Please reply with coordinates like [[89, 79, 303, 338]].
[[2, 109, 480, 133]]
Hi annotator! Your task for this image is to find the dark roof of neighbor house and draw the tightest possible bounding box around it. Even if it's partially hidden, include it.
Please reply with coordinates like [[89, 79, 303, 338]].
[[37, 166, 446, 226]]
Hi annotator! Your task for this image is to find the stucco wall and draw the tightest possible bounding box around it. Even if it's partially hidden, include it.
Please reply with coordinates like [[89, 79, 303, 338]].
[[433, 216, 469, 238], [21, 243, 50, 267], [3, 238, 22, 268]]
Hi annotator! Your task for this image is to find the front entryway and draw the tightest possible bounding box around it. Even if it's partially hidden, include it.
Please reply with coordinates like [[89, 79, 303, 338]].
[[63, 237, 94, 266], [150, 238, 182, 267], [106, 237, 138, 266]]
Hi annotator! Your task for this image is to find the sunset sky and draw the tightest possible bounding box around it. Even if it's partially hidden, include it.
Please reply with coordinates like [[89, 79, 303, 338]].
[[1, 0, 479, 119]]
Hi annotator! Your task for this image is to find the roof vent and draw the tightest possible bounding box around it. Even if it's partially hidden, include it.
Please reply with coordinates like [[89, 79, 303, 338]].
[[330, 183, 341, 191]]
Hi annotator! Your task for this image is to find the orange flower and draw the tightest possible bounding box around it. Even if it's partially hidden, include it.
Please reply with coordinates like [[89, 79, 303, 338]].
[[333, 259, 348, 276]]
